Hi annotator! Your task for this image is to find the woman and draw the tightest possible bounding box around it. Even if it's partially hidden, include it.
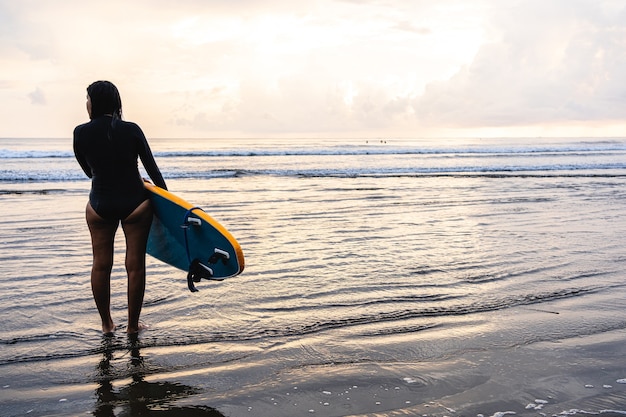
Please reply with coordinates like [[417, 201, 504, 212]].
[[73, 80, 167, 335]]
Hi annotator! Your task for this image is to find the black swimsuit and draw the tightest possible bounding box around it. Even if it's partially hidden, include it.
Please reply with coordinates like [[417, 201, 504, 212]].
[[73, 116, 167, 221]]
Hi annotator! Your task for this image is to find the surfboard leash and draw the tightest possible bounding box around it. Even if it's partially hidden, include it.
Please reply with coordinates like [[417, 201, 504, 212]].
[[182, 207, 208, 292]]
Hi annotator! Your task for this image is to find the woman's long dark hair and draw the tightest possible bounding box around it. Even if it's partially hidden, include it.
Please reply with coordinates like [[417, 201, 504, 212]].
[[87, 80, 123, 140], [87, 80, 122, 119]]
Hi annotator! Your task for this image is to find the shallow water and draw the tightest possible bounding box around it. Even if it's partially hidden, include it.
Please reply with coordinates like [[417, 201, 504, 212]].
[[1, 137, 626, 416]]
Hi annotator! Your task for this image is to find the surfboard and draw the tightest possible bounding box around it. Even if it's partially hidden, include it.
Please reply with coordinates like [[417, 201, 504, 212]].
[[145, 181, 244, 292]]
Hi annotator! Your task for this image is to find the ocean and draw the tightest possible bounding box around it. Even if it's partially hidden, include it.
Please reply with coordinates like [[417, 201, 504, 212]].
[[1, 136, 626, 416]]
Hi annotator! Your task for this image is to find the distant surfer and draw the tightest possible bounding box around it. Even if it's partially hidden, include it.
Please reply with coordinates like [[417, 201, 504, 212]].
[[73, 80, 167, 335]]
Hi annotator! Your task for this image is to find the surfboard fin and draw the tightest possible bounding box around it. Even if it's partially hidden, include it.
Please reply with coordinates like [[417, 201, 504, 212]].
[[185, 217, 202, 227], [208, 248, 230, 265]]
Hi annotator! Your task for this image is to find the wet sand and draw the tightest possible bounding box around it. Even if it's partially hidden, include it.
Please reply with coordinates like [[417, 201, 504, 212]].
[[2, 323, 625, 416]]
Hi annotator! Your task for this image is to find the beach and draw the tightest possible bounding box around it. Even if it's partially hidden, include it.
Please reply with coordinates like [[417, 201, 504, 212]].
[[1, 137, 626, 416], [2, 320, 626, 416]]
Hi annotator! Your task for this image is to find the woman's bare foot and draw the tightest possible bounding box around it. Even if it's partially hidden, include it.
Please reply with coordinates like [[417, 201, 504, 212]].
[[102, 320, 116, 336], [127, 322, 148, 335]]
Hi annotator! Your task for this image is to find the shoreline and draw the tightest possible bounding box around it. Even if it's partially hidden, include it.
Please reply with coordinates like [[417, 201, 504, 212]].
[[2, 328, 625, 417]]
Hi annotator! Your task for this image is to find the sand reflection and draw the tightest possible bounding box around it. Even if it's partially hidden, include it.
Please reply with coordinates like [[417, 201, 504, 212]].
[[94, 336, 224, 417]]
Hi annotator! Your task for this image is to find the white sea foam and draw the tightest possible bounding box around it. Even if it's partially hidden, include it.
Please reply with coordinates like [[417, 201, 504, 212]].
[[490, 412, 516, 417], [2, 137, 626, 182]]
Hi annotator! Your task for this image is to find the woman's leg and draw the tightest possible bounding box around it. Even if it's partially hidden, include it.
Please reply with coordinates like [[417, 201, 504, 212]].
[[86, 203, 119, 334], [121, 199, 153, 334]]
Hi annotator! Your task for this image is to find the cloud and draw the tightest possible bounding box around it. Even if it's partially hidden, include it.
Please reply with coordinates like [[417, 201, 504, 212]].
[[135, 1, 484, 136], [393, 21, 432, 35], [1, 0, 625, 137], [28, 87, 46, 105], [412, 0, 626, 128]]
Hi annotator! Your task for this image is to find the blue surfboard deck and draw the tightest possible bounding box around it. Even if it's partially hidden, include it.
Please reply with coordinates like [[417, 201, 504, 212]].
[[145, 181, 244, 291]]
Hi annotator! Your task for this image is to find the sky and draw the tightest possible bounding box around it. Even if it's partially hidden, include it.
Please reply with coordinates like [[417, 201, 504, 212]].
[[1, 0, 625, 139]]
